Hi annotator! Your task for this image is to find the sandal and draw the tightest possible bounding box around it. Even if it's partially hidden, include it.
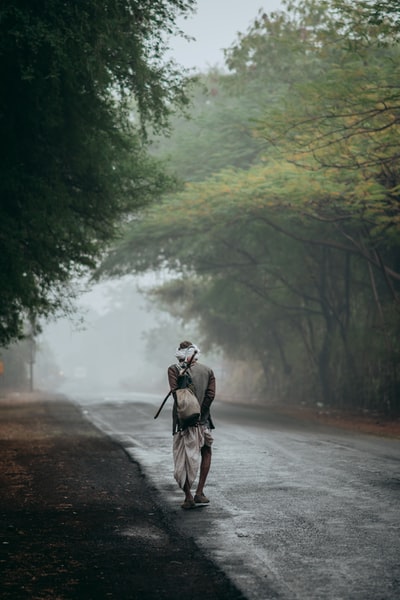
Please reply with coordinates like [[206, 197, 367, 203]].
[[194, 494, 209, 504], [181, 499, 196, 510]]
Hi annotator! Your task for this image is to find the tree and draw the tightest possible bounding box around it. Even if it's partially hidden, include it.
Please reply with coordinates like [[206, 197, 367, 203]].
[[100, 162, 396, 406], [101, 0, 400, 414], [0, 0, 194, 345], [150, 69, 266, 183]]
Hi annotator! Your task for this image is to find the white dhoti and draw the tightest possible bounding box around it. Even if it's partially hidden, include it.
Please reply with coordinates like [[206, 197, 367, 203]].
[[172, 425, 213, 490]]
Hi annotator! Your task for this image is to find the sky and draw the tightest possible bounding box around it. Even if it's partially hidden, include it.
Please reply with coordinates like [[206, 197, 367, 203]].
[[169, 0, 284, 70]]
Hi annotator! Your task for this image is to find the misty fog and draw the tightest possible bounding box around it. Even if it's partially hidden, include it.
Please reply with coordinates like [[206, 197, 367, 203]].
[[33, 0, 285, 403], [10, 0, 399, 417], [35, 276, 189, 397]]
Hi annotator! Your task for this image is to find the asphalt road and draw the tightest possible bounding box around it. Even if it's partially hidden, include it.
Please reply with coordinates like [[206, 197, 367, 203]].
[[67, 390, 400, 600]]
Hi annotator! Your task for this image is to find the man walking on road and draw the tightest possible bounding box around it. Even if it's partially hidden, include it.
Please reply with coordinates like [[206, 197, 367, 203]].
[[167, 341, 216, 509]]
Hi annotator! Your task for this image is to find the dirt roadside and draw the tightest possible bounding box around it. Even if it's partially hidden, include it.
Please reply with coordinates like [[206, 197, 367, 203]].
[[276, 403, 400, 439], [0, 393, 245, 600]]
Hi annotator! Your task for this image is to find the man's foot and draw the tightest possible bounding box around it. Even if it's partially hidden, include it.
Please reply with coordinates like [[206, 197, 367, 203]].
[[194, 493, 209, 504], [181, 499, 196, 510]]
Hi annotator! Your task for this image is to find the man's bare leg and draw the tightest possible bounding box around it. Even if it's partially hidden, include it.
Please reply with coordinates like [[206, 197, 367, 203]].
[[183, 477, 194, 503], [195, 445, 212, 501]]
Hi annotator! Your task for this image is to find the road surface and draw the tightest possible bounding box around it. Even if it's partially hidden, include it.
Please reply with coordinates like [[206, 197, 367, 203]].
[[67, 391, 400, 600]]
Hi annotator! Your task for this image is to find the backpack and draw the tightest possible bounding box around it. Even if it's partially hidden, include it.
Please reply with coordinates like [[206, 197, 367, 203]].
[[175, 366, 201, 429]]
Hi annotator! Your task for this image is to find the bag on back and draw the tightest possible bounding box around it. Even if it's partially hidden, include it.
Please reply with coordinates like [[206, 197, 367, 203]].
[[175, 367, 201, 429]]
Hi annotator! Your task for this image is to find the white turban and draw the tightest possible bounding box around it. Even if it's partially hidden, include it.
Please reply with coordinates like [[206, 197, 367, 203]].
[[175, 344, 200, 362]]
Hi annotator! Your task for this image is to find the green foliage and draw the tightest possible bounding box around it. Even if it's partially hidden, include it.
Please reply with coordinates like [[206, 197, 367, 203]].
[[0, 0, 193, 345], [102, 0, 400, 414], [150, 70, 266, 182]]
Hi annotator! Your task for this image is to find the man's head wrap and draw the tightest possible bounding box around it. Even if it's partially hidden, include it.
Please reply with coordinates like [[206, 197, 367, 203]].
[[175, 343, 200, 362]]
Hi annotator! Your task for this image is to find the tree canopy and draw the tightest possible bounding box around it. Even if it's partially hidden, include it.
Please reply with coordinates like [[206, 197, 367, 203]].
[[101, 0, 400, 414], [0, 0, 194, 345]]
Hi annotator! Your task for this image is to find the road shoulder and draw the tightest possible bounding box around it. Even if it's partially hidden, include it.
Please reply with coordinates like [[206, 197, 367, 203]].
[[0, 393, 245, 600]]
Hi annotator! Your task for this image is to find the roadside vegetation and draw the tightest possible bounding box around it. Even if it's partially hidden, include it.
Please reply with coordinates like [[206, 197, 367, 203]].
[[100, 0, 400, 415], [0, 0, 195, 389], [2, 0, 399, 416], [0, 0, 195, 346]]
